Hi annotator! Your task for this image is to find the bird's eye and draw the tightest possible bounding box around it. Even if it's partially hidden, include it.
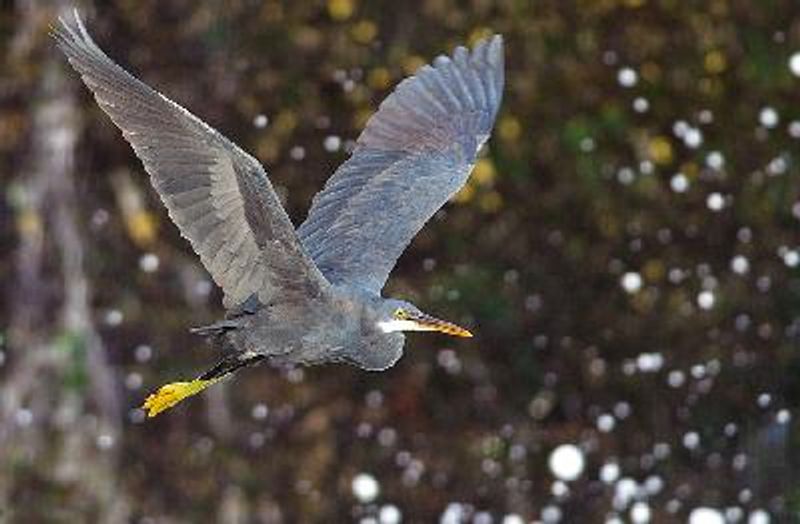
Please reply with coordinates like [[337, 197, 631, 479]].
[[394, 308, 407, 320]]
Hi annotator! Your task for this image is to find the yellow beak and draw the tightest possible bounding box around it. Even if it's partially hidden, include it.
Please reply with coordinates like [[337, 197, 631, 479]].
[[411, 313, 473, 338]]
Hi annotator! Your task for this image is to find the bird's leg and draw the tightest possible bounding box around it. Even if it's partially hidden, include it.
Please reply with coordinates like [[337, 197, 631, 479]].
[[141, 355, 265, 418]]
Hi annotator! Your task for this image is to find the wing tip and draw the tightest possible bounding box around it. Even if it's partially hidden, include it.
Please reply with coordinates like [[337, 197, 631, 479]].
[[51, 7, 79, 36], [433, 34, 504, 70], [471, 33, 504, 67], [51, 7, 97, 54]]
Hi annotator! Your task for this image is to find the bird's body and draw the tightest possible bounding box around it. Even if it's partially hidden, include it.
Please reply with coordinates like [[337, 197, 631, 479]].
[[53, 10, 504, 417], [209, 287, 406, 371]]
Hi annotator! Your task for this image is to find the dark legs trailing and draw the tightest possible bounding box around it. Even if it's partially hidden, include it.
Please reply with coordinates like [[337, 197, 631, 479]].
[[199, 354, 266, 381]]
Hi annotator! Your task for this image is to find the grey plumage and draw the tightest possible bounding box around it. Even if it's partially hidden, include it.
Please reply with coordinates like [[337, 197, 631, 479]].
[[52, 10, 504, 416], [298, 36, 504, 294], [52, 11, 328, 310]]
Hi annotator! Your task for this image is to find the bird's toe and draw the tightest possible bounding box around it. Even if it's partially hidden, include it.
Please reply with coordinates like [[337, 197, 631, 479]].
[[141, 378, 217, 418]]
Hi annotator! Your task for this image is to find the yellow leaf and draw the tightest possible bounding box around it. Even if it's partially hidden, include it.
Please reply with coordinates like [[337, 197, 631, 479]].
[[643, 259, 665, 282], [273, 110, 297, 135], [367, 67, 391, 90], [452, 183, 476, 204], [351, 20, 377, 44], [648, 136, 673, 165], [468, 28, 494, 46], [327, 0, 355, 21], [498, 116, 521, 142], [704, 50, 727, 74], [479, 191, 503, 212], [353, 108, 373, 130], [472, 158, 497, 186], [402, 55, 426, 75], [127, 211, 158, 247]]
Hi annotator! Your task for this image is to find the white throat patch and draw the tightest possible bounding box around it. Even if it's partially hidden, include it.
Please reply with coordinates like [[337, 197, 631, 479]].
[[377, 319, 435, 334]]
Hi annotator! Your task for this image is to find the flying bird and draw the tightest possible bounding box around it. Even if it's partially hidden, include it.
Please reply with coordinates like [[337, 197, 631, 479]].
[[53, 10, 504, 417]]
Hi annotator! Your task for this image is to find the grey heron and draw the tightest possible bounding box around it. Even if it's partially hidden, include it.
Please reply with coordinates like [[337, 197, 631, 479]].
[[53, 11, 504, 417]]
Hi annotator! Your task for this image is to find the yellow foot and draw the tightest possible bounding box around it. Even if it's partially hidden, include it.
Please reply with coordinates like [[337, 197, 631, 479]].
[[141, 378, 218, 418]]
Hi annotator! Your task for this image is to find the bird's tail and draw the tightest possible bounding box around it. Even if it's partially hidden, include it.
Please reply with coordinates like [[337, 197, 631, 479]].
[[141, 355, 264, 418]]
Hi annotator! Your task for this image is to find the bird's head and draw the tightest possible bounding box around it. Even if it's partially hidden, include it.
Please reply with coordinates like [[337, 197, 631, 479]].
[[337, 297, 474, 372], [375, 299, 473, 338]]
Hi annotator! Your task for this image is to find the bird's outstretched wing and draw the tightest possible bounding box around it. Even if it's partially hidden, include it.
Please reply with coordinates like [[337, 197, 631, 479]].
[[297, 36, 504, 295], [53, 11, 328, 308]]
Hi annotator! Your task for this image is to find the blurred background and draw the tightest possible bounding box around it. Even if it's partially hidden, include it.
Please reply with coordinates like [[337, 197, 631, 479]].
[[2, 0, 800, 522]]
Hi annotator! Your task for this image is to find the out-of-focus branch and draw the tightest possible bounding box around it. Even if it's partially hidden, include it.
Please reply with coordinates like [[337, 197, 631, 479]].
[[0, 2, 129, 521]]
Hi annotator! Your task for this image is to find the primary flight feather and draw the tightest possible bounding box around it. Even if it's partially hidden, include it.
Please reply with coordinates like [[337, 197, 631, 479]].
[[53, 10, 504, 417]]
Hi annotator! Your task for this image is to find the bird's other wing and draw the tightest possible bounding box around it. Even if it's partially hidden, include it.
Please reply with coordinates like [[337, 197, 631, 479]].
[[53, 11, 328, 309], [297, 35, 504, 295]]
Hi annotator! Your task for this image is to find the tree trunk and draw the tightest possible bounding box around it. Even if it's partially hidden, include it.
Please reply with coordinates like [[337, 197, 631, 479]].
[[1, 3, 129, 521]]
